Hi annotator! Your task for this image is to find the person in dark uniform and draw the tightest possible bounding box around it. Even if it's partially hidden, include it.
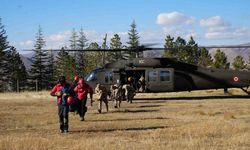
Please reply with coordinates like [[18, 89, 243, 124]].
[[50, 76, 73, 133], [137, 75, 146, 92]]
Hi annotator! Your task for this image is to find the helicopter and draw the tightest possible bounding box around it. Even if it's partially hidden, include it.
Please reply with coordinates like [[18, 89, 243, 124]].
[[25, 45, 250, 95], [84, 57, 250, 95]]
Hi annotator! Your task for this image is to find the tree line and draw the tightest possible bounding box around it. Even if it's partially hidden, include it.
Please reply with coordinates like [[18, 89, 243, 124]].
[[0, 18, 250, 92], [162, 35, 249, 70]]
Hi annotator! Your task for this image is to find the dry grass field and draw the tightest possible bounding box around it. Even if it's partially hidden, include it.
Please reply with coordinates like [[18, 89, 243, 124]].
[[0, 89, 250, 150]]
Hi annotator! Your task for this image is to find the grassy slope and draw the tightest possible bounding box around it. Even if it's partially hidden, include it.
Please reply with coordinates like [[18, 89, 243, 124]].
[[0, 89, 250, 150]]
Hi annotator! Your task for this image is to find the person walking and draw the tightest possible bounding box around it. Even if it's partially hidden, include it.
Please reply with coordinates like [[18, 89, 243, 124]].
[[50, 76, 73, 133], [74, 79, 88, 121], [95, 83, 108, 113]]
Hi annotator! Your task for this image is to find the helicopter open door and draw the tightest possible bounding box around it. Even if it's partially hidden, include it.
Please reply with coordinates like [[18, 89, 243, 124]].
[[146, 68, 174, 92], [96, 69, 117, 90]]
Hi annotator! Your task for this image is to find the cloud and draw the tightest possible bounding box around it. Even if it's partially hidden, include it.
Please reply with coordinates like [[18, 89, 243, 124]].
[[18, 40, 34, 48], [155, 11, 198, 41], [200, 16, 230, 28], [157, 11, 195, 26], [48, 30, 71, 42], [205, 26, 250, 39], [162, 26, 198, 39], [200, 16, 250, 39]]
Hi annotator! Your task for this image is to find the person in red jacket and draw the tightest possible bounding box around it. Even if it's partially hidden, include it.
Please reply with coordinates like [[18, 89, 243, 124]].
[[72, 75, 79, 89], [74, 79, 88, 121], [50, 76, 73, 133]]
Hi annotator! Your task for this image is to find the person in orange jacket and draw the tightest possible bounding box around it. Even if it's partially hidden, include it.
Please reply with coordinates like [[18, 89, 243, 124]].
[[50, 76, 74, 133], [74, 79, 89, 121]]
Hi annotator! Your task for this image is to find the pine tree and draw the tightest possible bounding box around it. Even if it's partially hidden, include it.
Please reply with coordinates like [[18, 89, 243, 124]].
[[76, 27, 88, 76], [175, 36, 187, 62], [101, 34, 108, 65], [163, 35, 175, 58], [29, 25, 49, 90], [85, 42, 102, 72], [0, 18, 11, 91], [69, 28, 78, 59], [54, 47, 77, 81], [186, 36, 199, 64], [127, 20, 140, 58], [6, 46, 28, 91], [108, 34, 123, 61], [77, 27, 88, 50], [69, 28, 78, 50], [47, 51, 55, 84], [232, 55, 246, 70], [198, 48, 213, 67], [213, 49, 230, 69]]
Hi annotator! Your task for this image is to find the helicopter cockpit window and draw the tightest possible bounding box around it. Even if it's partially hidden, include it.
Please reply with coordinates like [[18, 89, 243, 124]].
[[160, 70, 170, 81], [148, 70, 158, 82], [85, 70, 97, 81]]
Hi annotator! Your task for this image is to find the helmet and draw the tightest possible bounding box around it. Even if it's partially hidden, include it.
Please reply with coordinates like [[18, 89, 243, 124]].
[[67, 96, 74, 105], [74, 75, 79, 81], [79, 79, 85, 84]]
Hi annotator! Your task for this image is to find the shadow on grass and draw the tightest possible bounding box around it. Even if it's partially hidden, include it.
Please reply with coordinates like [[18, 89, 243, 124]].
[[111, 109, 159, 113], [133, 95, 250, 101], [70, 125, 169, 133], [85, 116, 170, 122], [138, 105, 163, 108], [91, 109, 159, 114], [133, 100, 167, 104]]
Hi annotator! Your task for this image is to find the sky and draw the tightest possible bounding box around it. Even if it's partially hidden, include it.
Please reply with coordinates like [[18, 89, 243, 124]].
[[1, 0, 250, 52]]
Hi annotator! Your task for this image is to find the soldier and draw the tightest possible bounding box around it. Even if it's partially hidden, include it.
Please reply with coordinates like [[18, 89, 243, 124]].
[[50, 76, 73, 133], [122, 84, 136, 103], [110, 84, 123, 108], [74, 79, 88, 121], [137, 75, 146, 92], [128, 76, 136, 89], [95, 83, 108, 113]]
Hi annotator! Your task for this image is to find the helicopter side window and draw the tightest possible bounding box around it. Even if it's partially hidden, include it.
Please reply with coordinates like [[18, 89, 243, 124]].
[[105, 72, 109, 83], [148, 70, 158, 82], [109, 72, 113, 82], [160, 70, 170, 81], [104, 72, 113, 83]]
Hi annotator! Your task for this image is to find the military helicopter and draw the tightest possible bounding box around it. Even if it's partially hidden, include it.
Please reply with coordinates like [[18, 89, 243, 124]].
[[25, 45, 250, 95], [72, 45, 250, 95], [84, 56, 250, 95]]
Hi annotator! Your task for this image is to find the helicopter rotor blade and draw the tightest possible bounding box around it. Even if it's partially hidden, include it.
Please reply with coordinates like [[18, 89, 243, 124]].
[[200, 45, 250, 49], [21, 44, 250, 52]]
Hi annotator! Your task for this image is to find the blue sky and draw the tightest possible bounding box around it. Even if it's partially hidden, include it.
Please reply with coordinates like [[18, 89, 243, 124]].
[[1, 0, 250, 51]]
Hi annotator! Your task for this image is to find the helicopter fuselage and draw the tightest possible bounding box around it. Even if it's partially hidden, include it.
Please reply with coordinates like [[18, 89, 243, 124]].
[[85, 58, 250, 94]]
